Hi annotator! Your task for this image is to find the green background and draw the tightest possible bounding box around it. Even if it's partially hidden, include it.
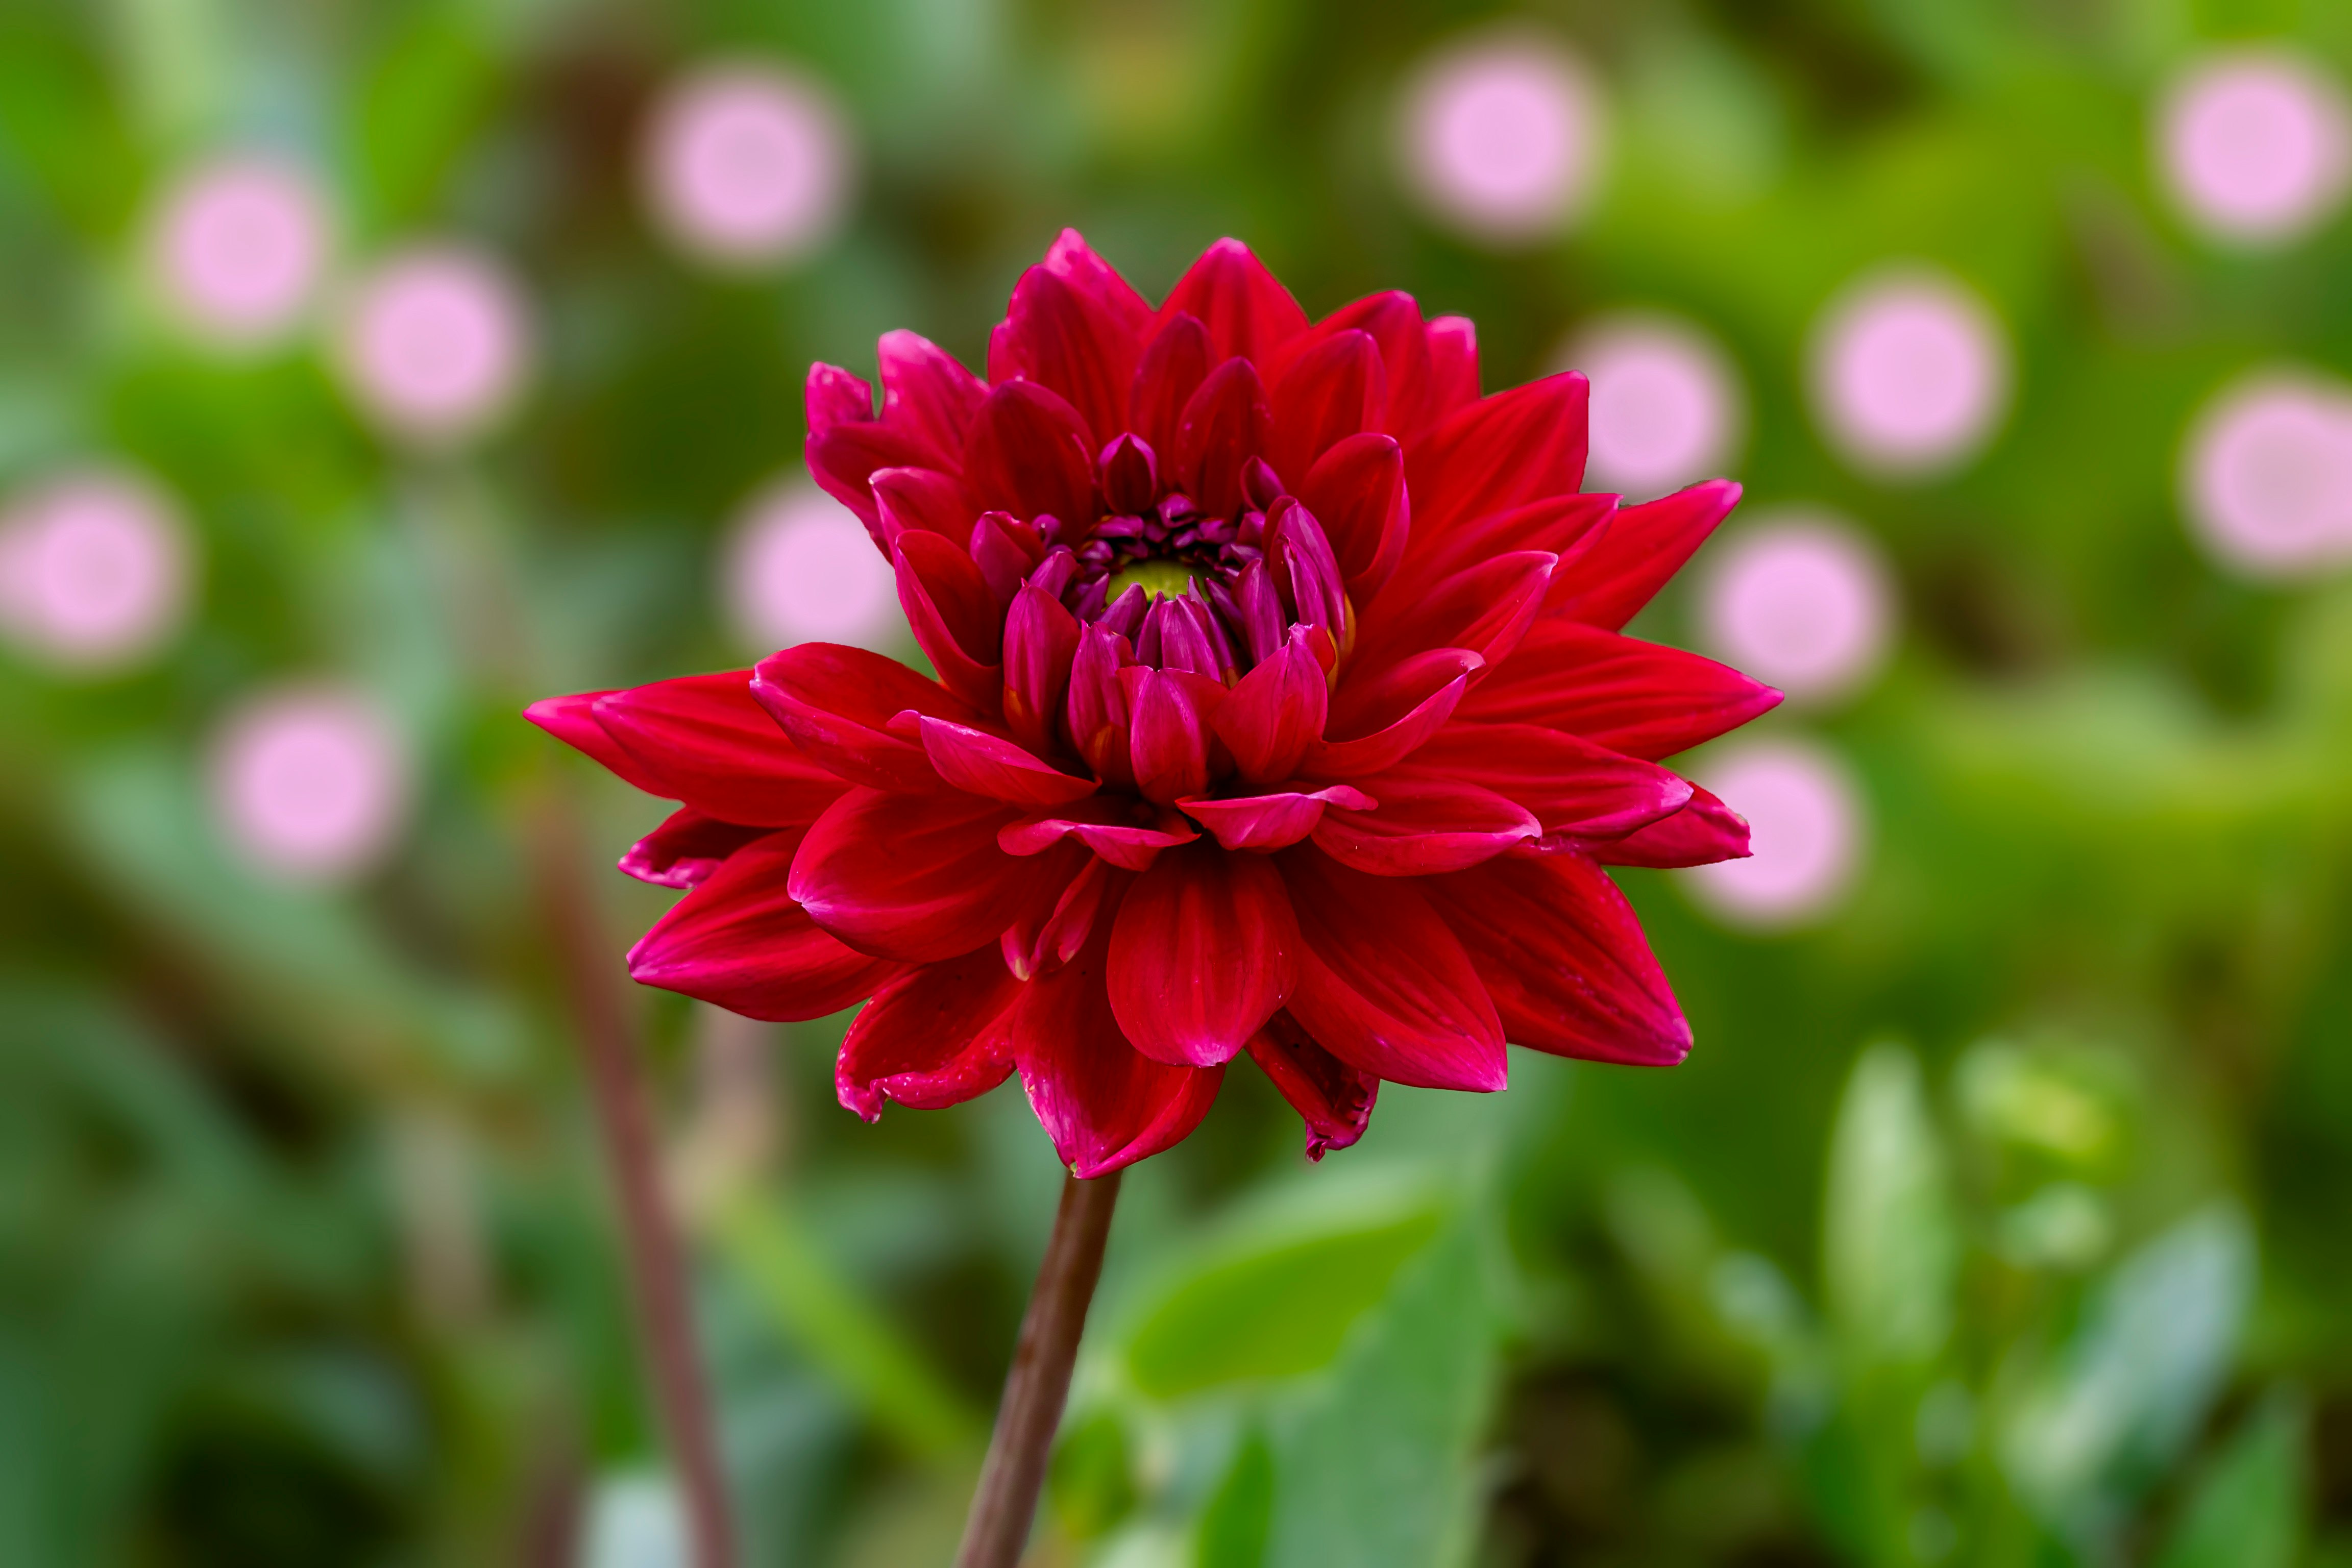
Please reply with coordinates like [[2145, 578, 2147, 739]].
[[1, 1, 2347, 1564]]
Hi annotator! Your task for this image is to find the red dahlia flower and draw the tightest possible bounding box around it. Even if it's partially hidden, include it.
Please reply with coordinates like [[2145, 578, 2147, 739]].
[[529, 232, 1779, 1178]]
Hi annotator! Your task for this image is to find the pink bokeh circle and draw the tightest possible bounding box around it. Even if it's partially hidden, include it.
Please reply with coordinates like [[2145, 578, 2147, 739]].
[[1398, 33, 1604, 244], [2180, 369, 2352, 579], [642, 62, 853, 267], [0, 469, 192, 672], [2159, 50, 2352, 244], [209, 685, 412, 883], [1698, 510, 1895, 705], [1569, 313, 1746, 500], [1809, 268, 2010, 479], [149, 154, 332, 347], [722, 481, 901, 652], [1681, 738, 1866, 930], [335, 247, 532, 445]]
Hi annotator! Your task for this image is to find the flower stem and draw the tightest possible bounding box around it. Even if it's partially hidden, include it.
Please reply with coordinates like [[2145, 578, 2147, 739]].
[[954, 1170, 1124, 1568], [528, 801, 738, 1568]]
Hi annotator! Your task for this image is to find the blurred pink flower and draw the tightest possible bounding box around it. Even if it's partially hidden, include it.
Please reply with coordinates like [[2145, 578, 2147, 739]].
[[336, 247, 531, 444], [1571, 313, 1745, 500], [2181, 369, 2352, 579], [1810, 268, 2010, 479], [642, 62, 853, 268], [1682, 738, 1864, 930], [210, 685, 411, 881], [0, 469, 192, 671], [148, 154, 331, 347], [1398, 33, 1603, 244], [2159, 49, 2351, 244], [721, 479, 902, 652], [1698, 511, 1894, 705]]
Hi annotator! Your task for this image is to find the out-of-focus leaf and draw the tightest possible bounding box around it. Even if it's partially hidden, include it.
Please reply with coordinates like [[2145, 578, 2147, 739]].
[[2151, 1390, 2307, 1568], [351, 4, 502, 232], [1047, 1407, 1136, 1541], [1822, 1043, 1957, 1368], [2002, 1206, 2255, 1547], [1195, 1424, 1274, 1568]]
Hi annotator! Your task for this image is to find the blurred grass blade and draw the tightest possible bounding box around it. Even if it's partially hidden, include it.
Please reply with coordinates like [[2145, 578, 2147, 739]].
[[2152, 1390, 2308, 1568], [1822, 1043, 1957, 1368]]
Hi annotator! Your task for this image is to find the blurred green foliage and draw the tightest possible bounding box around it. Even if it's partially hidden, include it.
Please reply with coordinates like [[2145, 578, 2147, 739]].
[[1, 1, 2349, 1565]]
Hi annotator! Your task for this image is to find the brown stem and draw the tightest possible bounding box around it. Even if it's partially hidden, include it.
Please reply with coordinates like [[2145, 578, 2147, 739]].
[[527, 801, 738, 1568], [954, 1171, 1124, 1568]]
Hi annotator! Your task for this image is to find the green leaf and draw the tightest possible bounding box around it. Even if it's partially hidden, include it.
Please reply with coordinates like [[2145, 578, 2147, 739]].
[[1822, 1043, 1958, 1368], [351, 3, 501, 232], [1195, 1425, 1273, 1568], [2152, 1391, 2307, 1568]]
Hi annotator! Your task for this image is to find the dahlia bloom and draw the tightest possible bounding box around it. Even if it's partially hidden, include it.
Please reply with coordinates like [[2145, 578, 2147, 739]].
[[529, 232, 1778, 1177]]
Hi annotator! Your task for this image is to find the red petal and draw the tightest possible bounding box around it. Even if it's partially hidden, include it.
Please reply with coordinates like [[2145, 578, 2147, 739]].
[[1590, 786, 1750, 868], [1457, 618, 1781, 761], [1013, 902, 1224, 1177], [877, 330, 987, 460], [789, 787, 1082, 962], [1175, 357, 1272, 521], [1108, 844, 1300, 1067], [1550, 479, 1742, 632], [1002, 584, 1083, 760], [751, 643, 974, 793], [893, 531, 1004, 711], [1392, 491, 1612, 594], [1246, 1011, 1379, 1159], [1277, 847, 1506, 1091], [628, 827, 905, 1021], [871, 466, 973, 550], [1126, 667, 1223, 806], [1004, 856, 1121, 979], [1351, 551, 1555, 683], [1311, 773, 1538, 875], [1421, 316, 1480, 432], [1422, 851, 1690, 1066], [806, 362, 874, 435], [1406, 372, 1588, 542], [1000, 795, 1199, 871], [1285, 291, 1432, 437], [1305, 648, 1480, 779], [1406, 723, 1692, 840], [991, 234, 1148, 450], [1131, 313, 1215, 460], [1065, 623, 1136, 790], [1155, 238, 1309, 368], [909, 713, 1096, 806], [806, 422, 939, 533], [619, 809, 773, 888], [527, 673, 848, 827], [1212, 628, 1327, 785], [1177, 784, 1374, 852], [963, 380, 1098, 526], [1268, 330, 1385, 485], [836, 946, 1022, 1118], [1296, 433, 1409, 599]]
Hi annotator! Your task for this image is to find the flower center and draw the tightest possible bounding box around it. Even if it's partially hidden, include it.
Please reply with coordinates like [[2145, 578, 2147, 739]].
[[1104, 557, 1199, 603]]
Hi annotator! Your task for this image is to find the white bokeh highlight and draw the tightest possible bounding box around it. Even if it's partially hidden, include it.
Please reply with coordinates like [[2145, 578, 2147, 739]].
[[149, 154, 332, 348], [336, 247, 531, 445], [2159, 50, 2352, 246], [722, 480, 902, 653], [1810, 268, 2011, 479], [643, 62, 853, 268], [1569, 313, 1745, 499], [1682, 738, 1866, 931], [0, 469, 192, 672], [1699, 510, 1895, 705], [2180, 369, 2352, 579], [209, 686, 412, 883], [1398, 33, 1604, 244]]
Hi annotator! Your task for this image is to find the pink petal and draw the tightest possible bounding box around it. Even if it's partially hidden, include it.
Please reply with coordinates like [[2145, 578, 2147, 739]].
[[1268, 330, 1385, 485], [1246, 1011, 1379, 1159], [893, 531, 1004, 712], [1296, 433, 1409, 599], [789, 787, 1084, 962], [1107, 844, 1300, 1067], [1211, 628, 1327, 785], [1549, 479, 1742, 632], [877, 330, 987, 461], [619, 808, 773, 888], [1277, 847, 1506, 1092], [1422, 851, 1690, 1066], [1311, 773, 1540, 875], [1155, 238, 1310, 368], [1406, 372, 1587, 541], [1012, 904, 1225, 1177], [1406, 723, 1692, 840], [751, 643, 977, 793], [1176, 784, 1375, 852], [1457, 619, 1781, 761], [871, 466, 973, 550], [1174, 357, 1271, 521], [1589, 786, 1750, 868], [1304, 648, 1481, 779], [628, 827, 906, 1021], [836, 946, 1023, 1119], [962, 380, 1098, 526], [999, 794, 1199, 872], [527, 672, 849, 827], [908, 713, 1096, 807], [806, 362, 874, 435]]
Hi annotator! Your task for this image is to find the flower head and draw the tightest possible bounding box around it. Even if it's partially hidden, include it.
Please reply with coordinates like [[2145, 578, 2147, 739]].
[[530, 232, 1779, 1174]]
